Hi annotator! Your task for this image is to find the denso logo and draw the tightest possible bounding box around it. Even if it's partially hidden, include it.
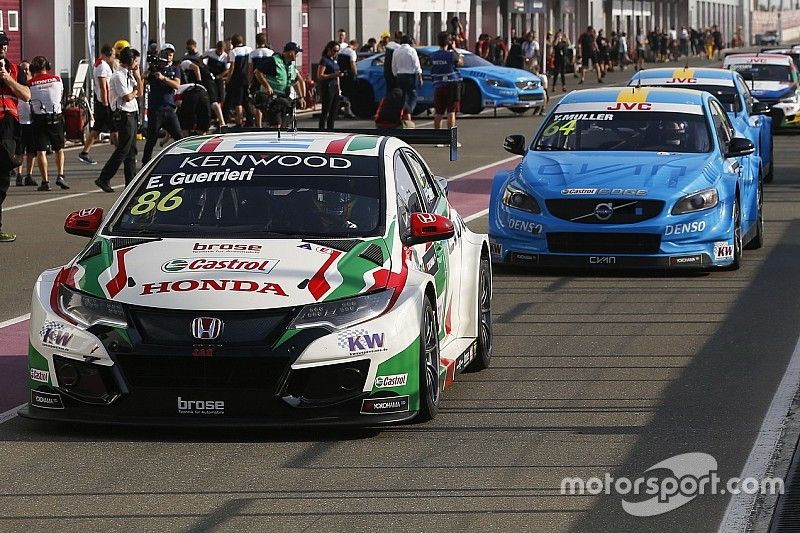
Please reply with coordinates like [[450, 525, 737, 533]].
[[606, 102, 652, 111], [375, 374, 408, 388], [193, 243, 262, 253], [508, 218, 543, 234], [177, 396, 225, 414], [665, 221, 706, 236], [161, 258, 278, 274], [590, 256, 616, 264], [140, 279, 288, 296], [667, 78, 697, 84]]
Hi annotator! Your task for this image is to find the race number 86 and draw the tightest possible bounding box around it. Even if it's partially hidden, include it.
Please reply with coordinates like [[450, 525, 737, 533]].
[[130, 188, 184, 215]]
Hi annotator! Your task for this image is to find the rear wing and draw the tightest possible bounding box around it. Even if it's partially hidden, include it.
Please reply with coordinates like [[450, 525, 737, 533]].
[[228, 127, 459, 161]]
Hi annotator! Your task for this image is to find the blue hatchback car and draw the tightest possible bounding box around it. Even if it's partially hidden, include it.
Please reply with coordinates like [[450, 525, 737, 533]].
[[628, 67, 774, 182], [488, 87, 763, 270], [351, 47, 546, 118]]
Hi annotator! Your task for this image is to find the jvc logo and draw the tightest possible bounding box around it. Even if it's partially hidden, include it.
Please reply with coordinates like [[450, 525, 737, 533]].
[[667, 78, 697, 83], [348, 333, 385, 352], [590, 256, 616, 264], [606, 102, 652, 111]]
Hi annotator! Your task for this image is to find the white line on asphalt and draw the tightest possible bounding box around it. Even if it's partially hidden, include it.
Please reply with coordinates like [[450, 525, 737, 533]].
[[0, 404, 24, 425], [0, 314, 30, 328], [448, 156, 521, 181], [464, 208, 489, 222], [718, 331, 800, 532], [5, 191, 101, 212]]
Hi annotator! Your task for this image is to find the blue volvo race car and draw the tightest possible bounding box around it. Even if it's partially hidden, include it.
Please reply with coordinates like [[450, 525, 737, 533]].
[[488, 87, 763, 270], [351, 47, 545, 118], [628, 67, 774, 182]]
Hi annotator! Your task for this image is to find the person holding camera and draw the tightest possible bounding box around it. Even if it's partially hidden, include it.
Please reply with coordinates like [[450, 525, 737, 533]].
[[0, 31, 31, 242], [28, 56, 69, 191], [95, 47, 143, 192], [430, 31, 464, 134], [141, 43, 182, 165]]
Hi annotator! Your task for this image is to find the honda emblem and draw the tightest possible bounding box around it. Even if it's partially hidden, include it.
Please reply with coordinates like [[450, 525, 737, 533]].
[[191, 317, 224, 340]]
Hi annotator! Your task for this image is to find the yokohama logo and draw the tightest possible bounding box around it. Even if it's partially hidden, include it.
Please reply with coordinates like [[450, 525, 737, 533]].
[[140, 279, 288, 296]]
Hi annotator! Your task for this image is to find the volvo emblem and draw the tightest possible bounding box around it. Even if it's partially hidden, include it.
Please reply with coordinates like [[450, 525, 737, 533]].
[[191, 317, 224, 340], [594, 202, 614, 221]]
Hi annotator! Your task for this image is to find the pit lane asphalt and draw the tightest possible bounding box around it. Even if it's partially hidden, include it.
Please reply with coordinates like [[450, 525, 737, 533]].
[[2, 60, 800, 532]]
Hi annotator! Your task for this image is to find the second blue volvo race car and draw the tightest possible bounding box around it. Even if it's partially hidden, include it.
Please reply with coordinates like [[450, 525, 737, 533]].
[[488, 86, 763, 270], [627, 67, 774, 182]]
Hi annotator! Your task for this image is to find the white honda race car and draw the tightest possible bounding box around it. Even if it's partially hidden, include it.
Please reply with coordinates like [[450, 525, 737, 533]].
[[21, 131, 491, 426]]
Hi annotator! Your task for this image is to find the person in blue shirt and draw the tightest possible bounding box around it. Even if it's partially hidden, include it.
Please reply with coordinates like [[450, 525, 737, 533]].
[[142, 43, 182, 165], [429, 31, 463, 132], [317, 41, 344, 130]]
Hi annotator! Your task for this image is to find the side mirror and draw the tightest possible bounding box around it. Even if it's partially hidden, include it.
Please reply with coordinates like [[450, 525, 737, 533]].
[[405, 212, 455, 246], [725, 137, 755, 159], [752, 101, 771, 115], [503, 134, 527, 156], [65, 208, 104, 237], [435, 175, 449, 197]]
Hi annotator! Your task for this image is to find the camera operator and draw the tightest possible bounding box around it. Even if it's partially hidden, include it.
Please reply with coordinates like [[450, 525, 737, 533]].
[[0, 31, 31, 242], [95, 47, 143, 192], [141, 43, 182, 165], [253, 42, 306, 128], [28, 56, 69, 191]]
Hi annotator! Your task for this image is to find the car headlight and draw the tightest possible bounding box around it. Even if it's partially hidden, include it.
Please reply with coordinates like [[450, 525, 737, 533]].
[[671, 188, 719, 215], [289, 289, 394, 331], [502, 181, 541, 214], [57, 284, 127, 328], [780, 94, 798, 104], [485, 78, 513, 88]]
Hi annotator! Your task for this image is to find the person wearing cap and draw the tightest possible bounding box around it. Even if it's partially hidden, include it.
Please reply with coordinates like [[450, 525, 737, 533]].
[[376, 32, 391, 53], [95, 47, 143, 192], [254, 42, 306, 128], [0, 31, 31, 242], [141, 43, 182, 165]]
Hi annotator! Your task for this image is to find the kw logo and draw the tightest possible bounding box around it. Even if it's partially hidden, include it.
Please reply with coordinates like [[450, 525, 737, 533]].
[[39, 322, 73, 349], [348, 333, 385, 352]]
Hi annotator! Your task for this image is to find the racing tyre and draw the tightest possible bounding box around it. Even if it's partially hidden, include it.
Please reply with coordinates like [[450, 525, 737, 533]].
[[460, 81, 483, 115], [351, 81, 377, 119], [745, 176, 765, 250], [725, 197, 743, 270], [416, 298, 441, 422], [765, 142, 774, 183], [467, 257, 492, 372]]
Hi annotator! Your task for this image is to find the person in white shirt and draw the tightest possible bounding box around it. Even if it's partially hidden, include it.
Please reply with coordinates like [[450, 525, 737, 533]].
[[96, 47, 143, 192], [28, 56, 68, 191], [391, 36, 423, 123], [14, 60, 36, 187], [79, 43, 116, 165], [522, 32, 540, 72]]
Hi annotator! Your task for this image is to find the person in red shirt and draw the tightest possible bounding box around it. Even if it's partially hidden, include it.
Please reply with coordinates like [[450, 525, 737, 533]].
[[28, 55, 69, 191], [0, 31, 31, 242]]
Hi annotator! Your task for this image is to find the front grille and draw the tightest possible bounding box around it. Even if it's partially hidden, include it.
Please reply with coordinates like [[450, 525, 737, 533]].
[[129, 307, 293, 347], [545, 199, 665, 224], [518, 93, 543, 101], [115, 354, 290, 391], [547, 232, 661, 254], [515, 80, 539, 90]]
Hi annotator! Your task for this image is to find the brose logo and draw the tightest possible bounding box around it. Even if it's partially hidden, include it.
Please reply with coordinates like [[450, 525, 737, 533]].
[[162, 258, 278, 274], [375, 374, 408, 388], [193, 243, 262, 253], [177, 396, 225, 415]]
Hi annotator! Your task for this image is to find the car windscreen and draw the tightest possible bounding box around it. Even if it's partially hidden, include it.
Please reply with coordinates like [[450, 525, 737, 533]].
[[534, 111, 713, 153], [108, 152, 383, 238], [728, 63, 792, 82], [461, 54, 493, 68]]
